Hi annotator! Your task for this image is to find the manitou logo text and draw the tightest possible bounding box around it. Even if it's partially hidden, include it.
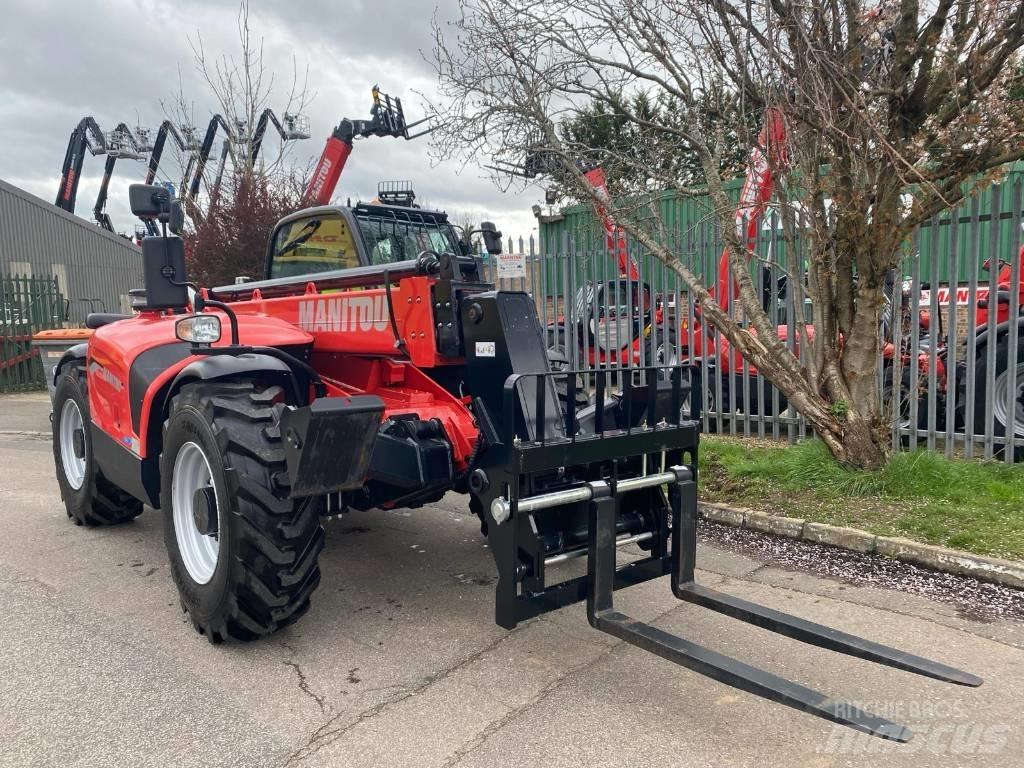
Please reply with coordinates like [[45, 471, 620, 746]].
[[919, 286, 991, 306], [298, 296, 389, 333], [308, 158, 332, 200]]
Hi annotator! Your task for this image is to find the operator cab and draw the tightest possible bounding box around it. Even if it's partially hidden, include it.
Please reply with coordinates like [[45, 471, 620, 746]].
[[266, 203, 465, 280]]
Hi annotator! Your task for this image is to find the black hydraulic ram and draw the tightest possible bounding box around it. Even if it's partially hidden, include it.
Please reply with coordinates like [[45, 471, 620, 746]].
[[471, 362, 980, 743]]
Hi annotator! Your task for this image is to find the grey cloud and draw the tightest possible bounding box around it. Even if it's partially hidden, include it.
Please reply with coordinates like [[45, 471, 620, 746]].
[[0, 0, 544, 241]]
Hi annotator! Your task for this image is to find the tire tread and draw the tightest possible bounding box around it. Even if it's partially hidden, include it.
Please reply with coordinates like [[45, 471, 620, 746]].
[[164, 381, 324, 642]]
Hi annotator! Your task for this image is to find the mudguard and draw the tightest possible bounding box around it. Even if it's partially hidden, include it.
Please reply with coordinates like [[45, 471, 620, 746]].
[[53, 343, 89, 385], [168, 352, 302, 403]]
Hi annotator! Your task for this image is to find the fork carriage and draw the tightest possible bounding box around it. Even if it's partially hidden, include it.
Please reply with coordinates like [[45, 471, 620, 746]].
[[468, 355, 980, 742]]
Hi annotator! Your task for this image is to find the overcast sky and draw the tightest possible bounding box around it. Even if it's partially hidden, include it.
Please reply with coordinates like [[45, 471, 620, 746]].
[[0, 0, 543, 242]]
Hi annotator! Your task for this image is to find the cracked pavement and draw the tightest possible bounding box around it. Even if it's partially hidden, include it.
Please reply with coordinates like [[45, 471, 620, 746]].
[[2, 392, 1023, 768]]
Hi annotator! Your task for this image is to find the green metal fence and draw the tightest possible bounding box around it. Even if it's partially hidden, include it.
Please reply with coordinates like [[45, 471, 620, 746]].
[[1, 275, 66, 393], [538, 162, 1024, 289]]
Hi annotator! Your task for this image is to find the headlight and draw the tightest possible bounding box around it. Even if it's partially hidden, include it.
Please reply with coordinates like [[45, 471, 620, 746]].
[[175, 314, 221, 344]]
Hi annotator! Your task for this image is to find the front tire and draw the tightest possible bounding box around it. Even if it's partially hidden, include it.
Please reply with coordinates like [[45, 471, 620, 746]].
[[161, 380, 324, 642], [52, 364, 143, 526], [731, 373, 789, 418]]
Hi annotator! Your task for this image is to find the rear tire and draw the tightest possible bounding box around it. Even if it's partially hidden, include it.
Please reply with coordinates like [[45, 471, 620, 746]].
[[160, 380, 324, 642], [52, 364, 143, 526], [974, 334, 1024, 459], [882, 365, 941, 445], [644, 327, 678, 377]]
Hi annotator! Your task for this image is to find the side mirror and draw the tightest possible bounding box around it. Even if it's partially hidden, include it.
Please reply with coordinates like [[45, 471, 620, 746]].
[[129, 183, 184, 235], [129, 184, 171, 219], [480, 221, 503, 255], [167, 199, 184, 235]]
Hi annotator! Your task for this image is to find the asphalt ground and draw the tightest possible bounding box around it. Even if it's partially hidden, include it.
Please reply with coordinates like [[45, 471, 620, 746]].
[[1, 391, 1022, 768]]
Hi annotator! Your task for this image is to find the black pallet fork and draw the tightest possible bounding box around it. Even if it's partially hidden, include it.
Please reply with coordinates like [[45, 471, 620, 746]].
[[473, 365, 981, 743]]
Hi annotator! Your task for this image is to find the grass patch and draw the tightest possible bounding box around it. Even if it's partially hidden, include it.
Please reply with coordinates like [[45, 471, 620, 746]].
[[699, 437, 1024, 560]]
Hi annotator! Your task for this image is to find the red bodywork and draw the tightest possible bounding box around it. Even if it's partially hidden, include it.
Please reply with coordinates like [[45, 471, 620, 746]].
[[86, 277, 479, 475], [584, 166, 639, 281], [976, 254, 1024, 327]]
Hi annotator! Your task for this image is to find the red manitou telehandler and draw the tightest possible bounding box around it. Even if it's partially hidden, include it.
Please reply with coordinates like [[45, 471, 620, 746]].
[[48, 179, 979, 741]]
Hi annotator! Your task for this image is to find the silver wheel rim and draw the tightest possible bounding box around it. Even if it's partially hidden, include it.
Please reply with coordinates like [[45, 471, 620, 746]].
[[655, 341, 678, 367], [992, 363, 1024, 438], [59, 399, 87, 490], [172, 441, 221, 584]]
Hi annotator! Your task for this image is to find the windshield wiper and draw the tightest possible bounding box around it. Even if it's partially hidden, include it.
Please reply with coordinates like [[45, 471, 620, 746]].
[[277, 219, 322, 257]]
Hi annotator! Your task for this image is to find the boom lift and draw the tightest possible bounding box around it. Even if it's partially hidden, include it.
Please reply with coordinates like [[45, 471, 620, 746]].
[[179, 109, 310, 215], [140, 120, 195, 236], [56, 117, 150, 233], [46, 181, 980, 742], [248, 108, 311, 163], [183, 114, 234, 205], [55, 116, 106, 215], [92, 123, 146, 232]]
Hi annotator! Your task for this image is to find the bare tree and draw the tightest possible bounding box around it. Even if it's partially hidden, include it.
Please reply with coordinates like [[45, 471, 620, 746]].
[[189, 1, 311, 178], [429, 0, 1024, 469], [448, 208, 484, 249], [151, 1, 314, 280], [185, 167, 306, 287], [155, 0, 312, 228]]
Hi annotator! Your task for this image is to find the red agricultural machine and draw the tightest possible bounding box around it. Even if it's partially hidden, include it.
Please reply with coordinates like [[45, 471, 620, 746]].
[[496, 109, 792, 417], [48, 170, 980, 741], [885, 247, 1024, 452]]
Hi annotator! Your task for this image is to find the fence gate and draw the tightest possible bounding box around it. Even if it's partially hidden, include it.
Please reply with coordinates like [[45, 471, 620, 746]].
[[0, 275, 66, 393]]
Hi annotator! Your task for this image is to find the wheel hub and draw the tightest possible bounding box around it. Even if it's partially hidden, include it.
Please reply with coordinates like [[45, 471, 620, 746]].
[[72, 428, 86, 459], [992, 363, 1024, 439], [191, 486, 218, 537]]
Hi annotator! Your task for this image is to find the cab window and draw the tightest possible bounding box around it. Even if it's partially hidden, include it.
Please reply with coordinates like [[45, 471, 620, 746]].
[[269, 215, 360, 278], [600, 281, 653, 317], [356, 216, 460, 266]]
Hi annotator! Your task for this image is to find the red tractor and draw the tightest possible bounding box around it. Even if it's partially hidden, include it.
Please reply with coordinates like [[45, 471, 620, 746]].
[[48, 182, 978, 741]]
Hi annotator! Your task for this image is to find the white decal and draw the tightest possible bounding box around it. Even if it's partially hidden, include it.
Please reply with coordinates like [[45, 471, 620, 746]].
[[309, 157, 332, 199], [87, 361, 123, 392], [297, 296, 389, 333], [919, 285, 991, 306], [475, 341, 496, 358]]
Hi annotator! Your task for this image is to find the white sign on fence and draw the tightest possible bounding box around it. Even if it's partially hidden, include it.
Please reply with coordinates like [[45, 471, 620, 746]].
[[496, 252, 526, 279]]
